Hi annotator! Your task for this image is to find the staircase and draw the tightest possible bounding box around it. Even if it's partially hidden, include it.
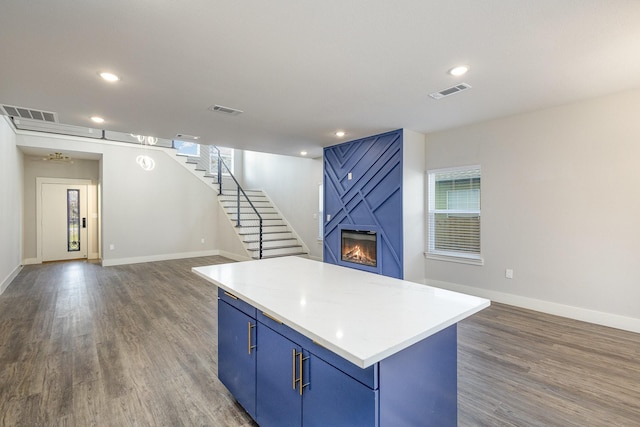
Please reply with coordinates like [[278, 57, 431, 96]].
[[219, 190, 308, 259], [173, 142, 308, 260]]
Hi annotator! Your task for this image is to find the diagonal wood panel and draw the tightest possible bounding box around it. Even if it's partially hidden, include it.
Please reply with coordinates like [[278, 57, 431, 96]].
[[323, 130, 403, 279]]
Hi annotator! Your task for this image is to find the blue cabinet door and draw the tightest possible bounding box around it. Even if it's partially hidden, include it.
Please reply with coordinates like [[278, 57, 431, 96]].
[[256, 323, 302, 427], [218, 300, 257, 419], [302, 353, 379, 427]]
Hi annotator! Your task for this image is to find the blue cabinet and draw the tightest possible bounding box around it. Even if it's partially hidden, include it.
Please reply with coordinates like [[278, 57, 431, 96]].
[[256, 315, 378, 427], [217, 292, 257, 419], [217, 289, 457, 426]]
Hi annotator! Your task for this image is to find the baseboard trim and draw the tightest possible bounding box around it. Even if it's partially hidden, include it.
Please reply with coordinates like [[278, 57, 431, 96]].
[[102, 250, 221, 267], [426, 279, 640, 334], [23, 258, 39, 265], [1, 264, 23, 295], [216, 250, 251, 262]]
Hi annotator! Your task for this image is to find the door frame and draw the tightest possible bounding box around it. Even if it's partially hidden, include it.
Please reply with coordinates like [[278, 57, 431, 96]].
[[36, 177, 95, 263]]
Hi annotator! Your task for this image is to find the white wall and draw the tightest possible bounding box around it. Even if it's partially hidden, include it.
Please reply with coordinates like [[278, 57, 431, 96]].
[[23, 156, 100, 262], [242, 151, 324, 259], [402, 129, 426, 283], [424, 89, 640, 332], [215, 202, 252, 261], [0, 117, 23, 294], [17, 132, 221, 266]]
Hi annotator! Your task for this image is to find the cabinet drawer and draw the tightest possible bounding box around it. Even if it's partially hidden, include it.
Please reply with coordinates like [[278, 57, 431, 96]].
[[258, 310, 312, 347], [257, 311, 378, 390], [218, 287, 256, 318]]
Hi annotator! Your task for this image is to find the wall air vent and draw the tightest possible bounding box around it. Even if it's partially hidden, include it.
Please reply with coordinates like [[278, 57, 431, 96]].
[[1, 104, 58, 122], [429, 83, 472, 100], [208, 104, 243, 116]]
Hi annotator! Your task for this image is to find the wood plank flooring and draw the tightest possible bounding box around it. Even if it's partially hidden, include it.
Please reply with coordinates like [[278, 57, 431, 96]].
[[458, 302, 640, 426], [0, 257, 256, 427], [0, 257, 638, 426]]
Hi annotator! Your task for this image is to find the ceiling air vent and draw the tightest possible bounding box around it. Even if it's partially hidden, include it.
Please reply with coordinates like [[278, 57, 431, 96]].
[[175, 133, 200, 141], [1, 104, 58, 122], [208, 104, 243, 116], [429, 83, 472, 100]]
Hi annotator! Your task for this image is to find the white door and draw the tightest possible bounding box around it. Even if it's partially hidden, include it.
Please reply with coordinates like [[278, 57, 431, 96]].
[[41, 183, 89, 261]]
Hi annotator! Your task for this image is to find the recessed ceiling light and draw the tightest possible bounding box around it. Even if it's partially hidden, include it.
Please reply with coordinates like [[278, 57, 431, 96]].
[[448, 66, 469, 76], [90, 116, 105, 123], [300, 151, 308, 156], [99, 72, 120, 82], [335, 131, 346, 138]]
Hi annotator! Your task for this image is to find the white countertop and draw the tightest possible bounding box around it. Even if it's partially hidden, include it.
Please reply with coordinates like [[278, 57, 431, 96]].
[[193, 257, 490, 368]]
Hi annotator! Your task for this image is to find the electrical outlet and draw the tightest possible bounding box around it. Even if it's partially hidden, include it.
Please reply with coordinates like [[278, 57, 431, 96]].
[[505, 269, 514, 279], [109, 244, 115, 250], [201, 238, 205, 244]]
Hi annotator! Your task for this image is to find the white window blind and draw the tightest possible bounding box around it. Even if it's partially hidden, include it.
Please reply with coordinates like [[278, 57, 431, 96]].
[[427, 165, 482, 264]]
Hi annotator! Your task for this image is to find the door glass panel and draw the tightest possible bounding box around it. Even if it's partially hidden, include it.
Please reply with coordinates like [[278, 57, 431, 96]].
[[67, 189, 80, 252]]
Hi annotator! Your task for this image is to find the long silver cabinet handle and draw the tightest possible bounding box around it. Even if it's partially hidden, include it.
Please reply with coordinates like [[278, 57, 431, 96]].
[[247, 322, 256, 354]]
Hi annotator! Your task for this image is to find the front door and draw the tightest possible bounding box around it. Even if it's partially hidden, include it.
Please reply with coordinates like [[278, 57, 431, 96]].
[[41, 183, 88, 262]]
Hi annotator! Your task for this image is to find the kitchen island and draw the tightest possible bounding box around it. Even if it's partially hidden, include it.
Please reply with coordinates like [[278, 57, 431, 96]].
[[193, 256, 489, 427]]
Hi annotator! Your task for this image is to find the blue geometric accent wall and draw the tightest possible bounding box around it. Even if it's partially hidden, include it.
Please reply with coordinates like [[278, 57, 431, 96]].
[[324, 129, 403, 279]]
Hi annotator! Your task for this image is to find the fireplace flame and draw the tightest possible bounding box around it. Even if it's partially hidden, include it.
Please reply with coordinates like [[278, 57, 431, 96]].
[[343, 243, 376, 267]]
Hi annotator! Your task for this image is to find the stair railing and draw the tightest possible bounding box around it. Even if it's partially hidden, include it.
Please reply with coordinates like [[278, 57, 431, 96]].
[[211, 146, 263, 259]]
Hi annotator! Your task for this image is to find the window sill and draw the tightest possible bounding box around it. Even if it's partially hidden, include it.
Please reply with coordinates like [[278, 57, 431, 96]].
[[424, 252, 484, 266]]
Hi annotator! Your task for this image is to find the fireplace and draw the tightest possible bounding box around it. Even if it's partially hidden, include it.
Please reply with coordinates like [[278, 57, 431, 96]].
[[341, 229, 377, 267], [338, 226, 382, 274]]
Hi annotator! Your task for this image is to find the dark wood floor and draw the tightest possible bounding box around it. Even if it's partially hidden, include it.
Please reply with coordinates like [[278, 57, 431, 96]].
[[0, 257, 638, 426], [457, 302, 640, 426]]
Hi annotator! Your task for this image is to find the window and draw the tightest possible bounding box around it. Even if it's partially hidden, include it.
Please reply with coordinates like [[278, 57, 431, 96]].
[[67, 189, 80, 252], [210, 146, 234, 176], [427, 165, 482, 264], [173, 140, 200, 157]]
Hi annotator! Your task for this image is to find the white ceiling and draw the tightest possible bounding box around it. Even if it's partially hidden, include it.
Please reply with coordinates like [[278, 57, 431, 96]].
[[1, 0, 640, 158]]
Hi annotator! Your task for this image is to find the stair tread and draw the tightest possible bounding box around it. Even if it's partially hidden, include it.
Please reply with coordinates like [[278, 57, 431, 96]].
[[238, 225, 287, 230], [220, 201, 272, 204], [230, 217, 282, 220], [219, 191, 264, 194], [225, 209, 277, 212], [244, 238, 297, 243], [248, 244, 303, 251], [237, 225, 286, 229], [238, 232, 291, 239], [239, 232, 289, 236], [253, 252, 308, 260]]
